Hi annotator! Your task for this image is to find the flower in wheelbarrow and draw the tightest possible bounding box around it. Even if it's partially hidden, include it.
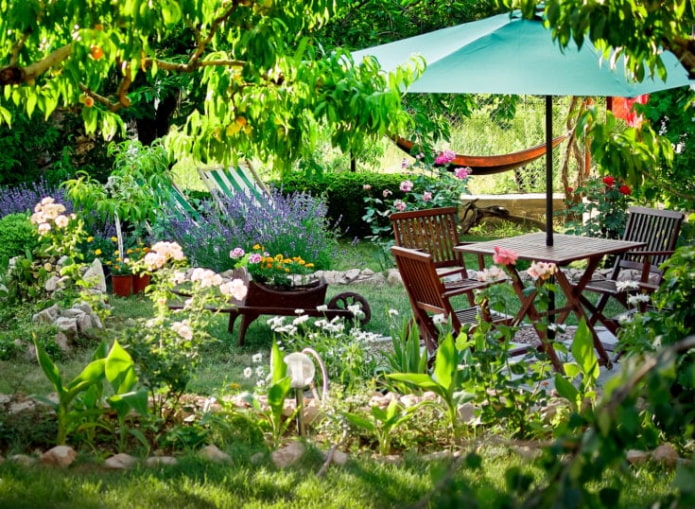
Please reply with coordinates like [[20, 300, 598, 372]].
[[229, 247, 245, 259], [493, 246, 518, 266], [220, 278, 248, 301]]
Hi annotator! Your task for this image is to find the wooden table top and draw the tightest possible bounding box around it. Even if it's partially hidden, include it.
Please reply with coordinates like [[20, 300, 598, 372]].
[[455, 232, 646, 265]]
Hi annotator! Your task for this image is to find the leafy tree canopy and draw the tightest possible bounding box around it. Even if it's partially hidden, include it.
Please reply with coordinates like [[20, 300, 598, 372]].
[[0, 0, 415, 167]]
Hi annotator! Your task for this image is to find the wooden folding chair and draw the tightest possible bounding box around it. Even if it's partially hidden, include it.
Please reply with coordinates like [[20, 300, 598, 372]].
[[390, 207, 487, 305], [579, 206, 685, 335], [391, 245, 510, 353]]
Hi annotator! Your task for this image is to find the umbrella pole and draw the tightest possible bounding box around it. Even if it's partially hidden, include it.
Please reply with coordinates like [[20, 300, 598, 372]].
[[545, 95, 554, 246]]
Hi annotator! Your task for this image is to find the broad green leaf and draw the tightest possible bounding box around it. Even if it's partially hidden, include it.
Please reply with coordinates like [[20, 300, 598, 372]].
[[267, 376, 291, 408], [34, 339, 64, 394], [554, 373, 579, 405], [270, 341, 286, 385], [344, 412, 376, 432], [105, 340, 137, 393], [433, 333, 455, 390], [571, 318, 599, 381]]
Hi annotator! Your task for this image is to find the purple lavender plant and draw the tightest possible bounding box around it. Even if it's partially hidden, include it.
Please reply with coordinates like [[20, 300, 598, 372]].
[[0, 178, 72, 218], [155, 188, 337, 272]]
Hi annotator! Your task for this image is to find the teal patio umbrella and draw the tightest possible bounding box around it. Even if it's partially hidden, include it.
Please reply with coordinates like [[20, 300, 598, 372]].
[[353, 11, 693, 245]]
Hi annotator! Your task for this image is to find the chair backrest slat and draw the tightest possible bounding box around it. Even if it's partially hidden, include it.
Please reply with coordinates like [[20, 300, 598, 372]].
[[391, 207, 464, 269], [392, 246, 456, 345], [618, 206, 684, 274]]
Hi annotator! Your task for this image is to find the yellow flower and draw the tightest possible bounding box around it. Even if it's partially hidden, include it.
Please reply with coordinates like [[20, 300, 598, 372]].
[[253, 244, 262, 250], [111, 236, 118, 242], [87, 236, 94, 243], [95, 248, 102, 256]]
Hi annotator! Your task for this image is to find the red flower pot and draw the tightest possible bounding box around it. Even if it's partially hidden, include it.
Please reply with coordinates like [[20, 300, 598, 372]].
[[111, 274, 133, 297], [133, 273, 151, 294]]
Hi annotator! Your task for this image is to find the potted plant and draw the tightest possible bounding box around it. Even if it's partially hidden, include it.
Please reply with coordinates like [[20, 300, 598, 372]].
[[64, 139, 173, 269]]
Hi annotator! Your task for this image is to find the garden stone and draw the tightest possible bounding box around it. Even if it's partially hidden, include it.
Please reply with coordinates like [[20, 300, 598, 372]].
[[44, 275, 60, 293], [55, 316, 78, 334], [82, 258, 107, 293], [62, 308, 85, 318], [250, 452, 266, 465], [198, 444, 231, 464], [54, 332, 70, 353], [343, 269, 362, 283], [32, 304, 60, 324], [10, 454, 36, 467], [103, 453, 138, 470], [20, 340, 36, 362], [400, 394, 420, 407], [652, 443, 679, 468], [40, 445, 77, 468], [271, 441, 305, 468], [626, 449, 650, 465], [0, 394, 10, 404], [9, 399, 35, 414], [330, 449, 348, 466], [386, 268, 402, 285], [75, 313, 93, 333], [457, 402, 477, 424], [144, 456, 178, 467]]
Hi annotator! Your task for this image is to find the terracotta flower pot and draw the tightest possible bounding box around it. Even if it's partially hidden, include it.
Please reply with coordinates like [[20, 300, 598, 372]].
[[132, 273, 151, 294], [111, 274, 133, 297]]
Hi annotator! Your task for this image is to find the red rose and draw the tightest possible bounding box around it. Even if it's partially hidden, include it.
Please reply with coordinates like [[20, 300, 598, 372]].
[[602, 176, 615, 186], [567, 187, 574, 194], [619, 184, 632, 195]]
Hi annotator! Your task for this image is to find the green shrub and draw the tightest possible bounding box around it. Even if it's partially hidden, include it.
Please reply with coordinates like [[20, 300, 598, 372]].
[[272, 171, 439, 238], [0, 213, 39, 269]]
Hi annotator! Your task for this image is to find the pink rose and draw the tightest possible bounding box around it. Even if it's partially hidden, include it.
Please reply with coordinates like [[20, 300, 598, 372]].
[[400, 180, 414, 192], [394, 200, 407, 212], [434, 150, 456, 165], [248, 253, 262, 264], [229, 247, 245, 259], [422, 191, 432, 202], [454, 167, 471, 180], [383, 189, 393, 198], [493, 246, 518, 266]]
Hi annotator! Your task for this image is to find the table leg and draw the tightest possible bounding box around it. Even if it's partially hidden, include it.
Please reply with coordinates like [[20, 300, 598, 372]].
[[555, 259, 613, 369], [507, 268, 565, 373]]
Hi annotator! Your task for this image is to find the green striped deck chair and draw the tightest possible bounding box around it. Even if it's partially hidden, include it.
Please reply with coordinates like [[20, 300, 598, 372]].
[[198, 161, 270, 209], [154, 181, 199, 221]]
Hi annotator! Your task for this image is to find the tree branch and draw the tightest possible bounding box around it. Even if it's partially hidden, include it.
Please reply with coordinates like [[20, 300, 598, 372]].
[[187, 1, 241, 68], [0, 43, 72, 86]]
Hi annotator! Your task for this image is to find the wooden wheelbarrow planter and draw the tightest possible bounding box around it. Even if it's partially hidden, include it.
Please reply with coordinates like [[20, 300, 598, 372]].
[[170, 276, 371, 346]]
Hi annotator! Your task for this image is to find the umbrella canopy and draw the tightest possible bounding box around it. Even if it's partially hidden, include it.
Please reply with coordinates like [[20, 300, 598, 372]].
[[353, 11, 694, 245]]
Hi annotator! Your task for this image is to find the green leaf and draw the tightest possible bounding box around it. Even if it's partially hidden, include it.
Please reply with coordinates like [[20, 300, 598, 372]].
[[344, 412, 376, 432], [105, 340, 137, 393], [571, 318, 599, 381], [433, 333, 455, 390], [554, 373, 579, 406], [270, 341, 287, 385], [267, 376, 291, 408], [34, 339, 64, 395]]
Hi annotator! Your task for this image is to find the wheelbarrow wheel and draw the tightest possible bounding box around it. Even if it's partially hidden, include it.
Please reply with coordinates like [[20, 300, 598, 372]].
[[327, 292, 371, 326]]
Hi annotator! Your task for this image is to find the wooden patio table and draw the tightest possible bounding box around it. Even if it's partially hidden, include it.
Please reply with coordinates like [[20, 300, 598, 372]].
[[455, 232, 646, 372]]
